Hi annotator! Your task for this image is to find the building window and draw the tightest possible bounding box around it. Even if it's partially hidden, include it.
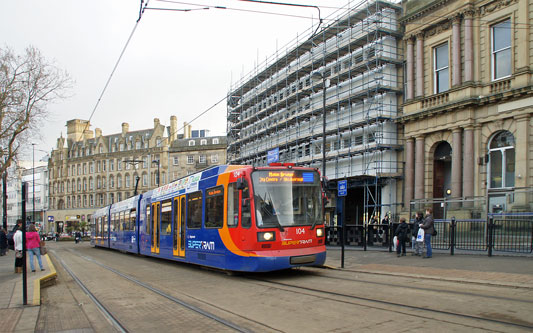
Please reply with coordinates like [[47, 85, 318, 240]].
[[142, 173, 148, 186], [118, 159, 122, 171], [211, 154, 218, 163], [136, 141, 141, 149], [142, 156, 148, 168], [492, 19, 511, 80], [189, 140, 195, 147], [110, 176, 114, 188], [102, 160, 106, 171], [434, 43, 449, 94], [110, 159, 114, 171], [489, 131, 515, 188], [119, 143, 124, 151], [90, 162, 94, 173], [187, 156, 194, 164], [173, 156, 179, 165], [117, 176, 122, 189], [200, 139, 207, 145], [199, 155, 206, 164], [125, 174, 131, 188], [213, 138, 219, 144]]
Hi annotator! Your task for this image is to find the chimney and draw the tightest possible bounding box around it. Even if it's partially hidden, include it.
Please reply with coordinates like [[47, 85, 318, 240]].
[[122, 122, 129, 135], [154, 118, 160, 129], [95, 128, 102, 138], [170, 116, 177, 141]]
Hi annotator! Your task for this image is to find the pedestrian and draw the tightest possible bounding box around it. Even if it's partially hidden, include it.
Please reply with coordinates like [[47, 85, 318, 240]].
[[394, 217, 409, 257], [367, 216, 377, 246], [381, 214, 390, 245], [420, 208, 435, 258], [13, 220, 23, 273], [75, 230, 82, 244], [0, 227, 8, 256], [26, 224, 45, 272], [412, 211, 424, 256]]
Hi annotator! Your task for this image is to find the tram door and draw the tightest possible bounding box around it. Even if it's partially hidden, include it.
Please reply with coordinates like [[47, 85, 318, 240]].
[[151, 202, 160, 254], [173, 195, 186, 257]]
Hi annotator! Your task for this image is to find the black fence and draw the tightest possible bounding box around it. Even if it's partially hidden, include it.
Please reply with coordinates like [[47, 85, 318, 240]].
[[326, 214, 533, 256]]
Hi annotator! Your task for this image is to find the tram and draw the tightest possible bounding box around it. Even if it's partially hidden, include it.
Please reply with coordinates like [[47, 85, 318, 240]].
[[91, 164, 326, 272]]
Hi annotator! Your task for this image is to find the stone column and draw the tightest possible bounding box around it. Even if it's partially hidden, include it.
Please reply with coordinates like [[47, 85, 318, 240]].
[[464, 10, 474, 82], [462, 126, 475, 199], [452, 15, 462, 87], [415, 136, 425, 199], [406, 37, 415, 100], [404, 138, 415, 208], [451, 128, 462, 198], [416, 32, 424, 98]]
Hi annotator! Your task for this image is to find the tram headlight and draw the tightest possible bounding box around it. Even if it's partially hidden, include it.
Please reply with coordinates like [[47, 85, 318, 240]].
[[316, 228, 324, 237], [258, 232, 276, 242]]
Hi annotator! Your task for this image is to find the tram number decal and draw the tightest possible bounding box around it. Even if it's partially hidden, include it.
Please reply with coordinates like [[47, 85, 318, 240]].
[[131, 236, 136, 243], [188, 240, 215, 250], [296, 228, 305, 235]]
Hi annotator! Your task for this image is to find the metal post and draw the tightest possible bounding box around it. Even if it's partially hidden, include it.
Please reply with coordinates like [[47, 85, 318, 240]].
[[341, 196, 345, 268], [488, 215, 493, 257], [450, 216, 456, 255], [21, 182, 28, 305], [322, 75, 326, 180], [2, 171, 6, 231], [32, 144, 35, 226]]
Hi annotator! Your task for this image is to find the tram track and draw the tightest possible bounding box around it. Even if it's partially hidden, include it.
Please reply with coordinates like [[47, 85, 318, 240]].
[[52, 249, 254, 333], [243, 273, 533, 331], [300, 268, 533, 304]]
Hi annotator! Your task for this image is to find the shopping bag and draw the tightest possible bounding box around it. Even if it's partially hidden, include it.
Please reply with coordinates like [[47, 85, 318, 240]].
[[392, 236, 398, 251], [416, 228, 425, 242]]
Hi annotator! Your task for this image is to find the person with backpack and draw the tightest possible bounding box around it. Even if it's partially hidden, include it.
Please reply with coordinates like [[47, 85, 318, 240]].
[[394, 217, 409, 257]]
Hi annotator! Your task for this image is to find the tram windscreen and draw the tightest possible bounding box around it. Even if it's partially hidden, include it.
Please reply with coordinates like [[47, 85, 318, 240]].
[[252, 170, 322, 228]]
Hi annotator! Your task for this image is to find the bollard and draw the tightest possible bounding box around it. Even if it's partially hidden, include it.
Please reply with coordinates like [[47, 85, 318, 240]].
[[488, 216, 493, 257]]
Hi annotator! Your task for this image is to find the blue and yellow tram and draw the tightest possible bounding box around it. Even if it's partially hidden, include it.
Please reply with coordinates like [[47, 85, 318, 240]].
[[91, 164, 326, 272]]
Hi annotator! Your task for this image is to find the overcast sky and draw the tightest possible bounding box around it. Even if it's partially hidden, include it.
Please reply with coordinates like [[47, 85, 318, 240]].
[[1, 0, 370, 161]]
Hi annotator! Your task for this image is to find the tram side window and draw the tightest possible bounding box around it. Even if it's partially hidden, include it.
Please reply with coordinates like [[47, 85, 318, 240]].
[[124, 211, 130, 231], [161, 199, 172, 235], [187, 191, 203, 229], [173, 199, 178, 250], [205, 186, 224, 228], [227, 183, 239, 227], [146, 204, 151, 234], [130, 209, 136, 231], [110, 214, 115, 232], [242, 180, 251, 228]]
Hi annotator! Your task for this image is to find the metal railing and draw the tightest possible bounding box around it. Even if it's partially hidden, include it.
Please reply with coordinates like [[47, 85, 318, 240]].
[[326, 217, 533, 256]]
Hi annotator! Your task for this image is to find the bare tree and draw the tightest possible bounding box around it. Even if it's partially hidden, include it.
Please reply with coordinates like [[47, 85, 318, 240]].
[[0, 46, 71, 175]]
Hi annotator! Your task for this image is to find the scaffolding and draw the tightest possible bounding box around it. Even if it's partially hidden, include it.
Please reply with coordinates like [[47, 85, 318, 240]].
[[227, 0, 403, 222]]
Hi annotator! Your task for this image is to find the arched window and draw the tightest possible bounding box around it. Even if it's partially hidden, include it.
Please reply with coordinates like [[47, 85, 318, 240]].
[[489, 131, 515, 188]]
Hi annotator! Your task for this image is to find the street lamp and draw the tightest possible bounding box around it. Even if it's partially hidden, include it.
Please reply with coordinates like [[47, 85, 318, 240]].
[[32, 144, 35, 225], [152, 160, 160, 187], [311, 71, 328, 180]]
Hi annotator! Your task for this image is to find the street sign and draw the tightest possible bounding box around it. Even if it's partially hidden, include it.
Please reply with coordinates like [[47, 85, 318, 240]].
[[267, 148, 279, 164], [338, 180, 347, 197], [48, 216, 54, 222]]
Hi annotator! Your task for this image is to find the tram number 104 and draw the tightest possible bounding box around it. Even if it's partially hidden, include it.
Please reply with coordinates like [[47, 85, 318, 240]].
[[296, 228, 306, 235]]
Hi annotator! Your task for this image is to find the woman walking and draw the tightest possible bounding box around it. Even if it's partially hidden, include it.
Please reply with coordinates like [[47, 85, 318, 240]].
[[26, 224, 45, 272], [13, 221, 23, 273], [420, 208, 435, 258]]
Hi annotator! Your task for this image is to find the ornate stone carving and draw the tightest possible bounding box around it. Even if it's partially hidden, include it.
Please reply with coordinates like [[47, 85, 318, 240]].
[[479, 0, 517, 16]]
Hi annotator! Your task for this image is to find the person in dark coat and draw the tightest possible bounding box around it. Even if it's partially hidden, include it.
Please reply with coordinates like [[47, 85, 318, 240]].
[[420, 208, 435, 258], [394, 217, 409, 257], [381, 214, 390, 245], [0, 227, 8, 256]]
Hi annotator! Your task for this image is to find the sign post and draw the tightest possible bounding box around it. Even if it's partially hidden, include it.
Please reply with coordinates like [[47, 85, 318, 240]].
[[337, 180, 347, 268]]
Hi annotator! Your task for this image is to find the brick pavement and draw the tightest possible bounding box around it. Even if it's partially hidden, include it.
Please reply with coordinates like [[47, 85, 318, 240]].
[[0, 248, 56, 332]]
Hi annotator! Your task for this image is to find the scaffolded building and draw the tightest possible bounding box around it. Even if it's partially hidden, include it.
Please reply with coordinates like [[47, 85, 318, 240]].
[[227, 0, 403, 224]]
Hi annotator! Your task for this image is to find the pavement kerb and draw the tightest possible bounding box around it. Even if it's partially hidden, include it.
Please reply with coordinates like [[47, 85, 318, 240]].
[[335, 267, 533, 289], [32, 254, 58, 306]]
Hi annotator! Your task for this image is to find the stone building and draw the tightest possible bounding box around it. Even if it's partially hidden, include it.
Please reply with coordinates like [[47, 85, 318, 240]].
[[46, 117, 226, 233], [401, 0, 533, 217]]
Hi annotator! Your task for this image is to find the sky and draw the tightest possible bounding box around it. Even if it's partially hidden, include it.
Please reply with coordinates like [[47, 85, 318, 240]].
[[1, 0, 372, 161]]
